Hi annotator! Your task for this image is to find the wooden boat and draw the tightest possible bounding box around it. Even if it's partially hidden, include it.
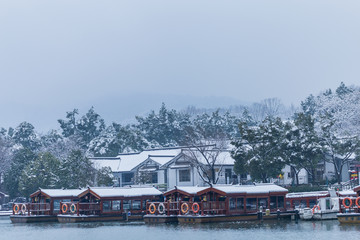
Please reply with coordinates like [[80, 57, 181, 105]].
[[337, 213, 360, 224], [144, 184, 295, 224], [57, 186, 162, 223], [10, 188, 84, 223]]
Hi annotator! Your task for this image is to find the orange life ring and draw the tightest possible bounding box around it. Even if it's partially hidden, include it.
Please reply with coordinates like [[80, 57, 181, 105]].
[[149, 203, 156, 214], [13, 204, 20, 214], [181, 202, 189, 214], [342, 197, 352, 209], [312, 205, 320, 214], [192, 202, 200, 214], [355, 197, 360, 208], [70, 203, 77, 214], [61, 203, 68, 213]]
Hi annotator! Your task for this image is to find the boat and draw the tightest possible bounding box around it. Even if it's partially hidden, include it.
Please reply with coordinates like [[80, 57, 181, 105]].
[[144, 184, 295, 224], [10, 188, 84, 223], [337, 213, 360, 223], [57, 186, 162, 223]]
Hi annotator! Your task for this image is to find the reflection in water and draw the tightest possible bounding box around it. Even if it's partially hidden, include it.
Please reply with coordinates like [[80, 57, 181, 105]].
[[2, 217, 360, 240]]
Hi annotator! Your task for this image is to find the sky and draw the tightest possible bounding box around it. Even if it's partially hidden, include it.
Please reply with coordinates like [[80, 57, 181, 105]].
[[0, 0, 359, 132]]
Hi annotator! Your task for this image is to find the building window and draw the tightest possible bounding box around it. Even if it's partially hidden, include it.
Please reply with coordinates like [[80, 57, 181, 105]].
[[151, 172, 158, 183], [179, 169, 190, 182]]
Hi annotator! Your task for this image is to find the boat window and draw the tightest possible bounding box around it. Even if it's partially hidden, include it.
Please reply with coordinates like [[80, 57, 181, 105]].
[[53, 200, 61, 211], [112, 200, 121, 211], [270, 196, 277, 209], [309, 199, 316, 208], [236, 198, 244, 210], [142, 200, 147, 210], [132, 200, 141, 210], [123, 200, 131, 210], [258, 198, 268, 209], [286, 200, 291, 209], [277, 196, 284, 208], [300, 200, 307, 208], [326, 199, 331, 210], [293, 200, 300, 209], [246, 198, 257, 210], [229, 198, 236, 210], [103, 201, 111, 212]]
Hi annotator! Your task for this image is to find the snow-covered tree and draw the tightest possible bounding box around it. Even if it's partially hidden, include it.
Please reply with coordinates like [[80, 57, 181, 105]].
[[18, 152, 61, 197], [58, 107, 106, 149], [12, 122, 40, 151], [60, 150, 96, 188], [232, 117, 287, 183], [3, 149, 37, 198], [283, 113, 323, 185], [87, 123, 149, 157]]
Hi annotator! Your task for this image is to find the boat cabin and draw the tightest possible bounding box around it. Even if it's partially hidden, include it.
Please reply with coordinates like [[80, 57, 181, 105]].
[[285, 191, 330, 209], [147, 184, 288, 216], [13, 188, 84, 216], [60, 186, 162, 217]]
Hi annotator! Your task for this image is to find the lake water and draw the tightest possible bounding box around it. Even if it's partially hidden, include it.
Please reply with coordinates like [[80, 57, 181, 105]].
[[1, 216, 360, 240]]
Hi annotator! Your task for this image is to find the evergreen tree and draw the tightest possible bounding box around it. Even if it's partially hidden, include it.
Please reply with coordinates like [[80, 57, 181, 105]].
[[96, 167, 114, 186], [4, 149, 36, 198], [12, 122, 40, 151], [60, 150, 96, 188], [18, 152, 61, 197], [232, 117, 287, 183]]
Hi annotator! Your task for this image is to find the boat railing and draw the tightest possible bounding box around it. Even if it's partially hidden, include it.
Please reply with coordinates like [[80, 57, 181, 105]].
[[60, 202, 101, 215], [12, 203, 51, 215], [146, 201, 227, 216], [146, 201, 180, 216]]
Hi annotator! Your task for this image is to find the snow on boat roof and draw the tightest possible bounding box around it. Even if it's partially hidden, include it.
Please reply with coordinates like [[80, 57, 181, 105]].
[[89, 187, 162, 198], [286, 191, 329, 198], [35, 189, 86, 198], [171, 186, 209, 195], [212, 183, 288, 194], [338, 190, 356, 196], [91, 148, 183, 172]]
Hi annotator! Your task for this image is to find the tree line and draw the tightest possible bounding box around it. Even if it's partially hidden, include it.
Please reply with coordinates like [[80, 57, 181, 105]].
[[1, 82, 359, 198]]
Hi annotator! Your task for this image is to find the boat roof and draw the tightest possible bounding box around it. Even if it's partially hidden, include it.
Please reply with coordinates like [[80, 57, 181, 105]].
[[210, 183, 288, 195], [165, 184, 287, 196], [81, 186, 162, 198], [286, 191, 329, 199], [164, 186, 209, 196], [30, 188, 85, 198]]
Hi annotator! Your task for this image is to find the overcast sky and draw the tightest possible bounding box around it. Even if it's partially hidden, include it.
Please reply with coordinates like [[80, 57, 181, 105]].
[[0, 0, 359, 132]]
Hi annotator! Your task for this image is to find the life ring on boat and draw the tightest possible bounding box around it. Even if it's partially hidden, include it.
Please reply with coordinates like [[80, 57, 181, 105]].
[[356, 197, 360, 208], [343, 197, 352, 209], [312, 205, 320, 214], [70, 203, 77, 214], [158, 203, 165, 214], [192, 202, 200, 214], [21, 204, 27, 214], [149, 203, 156, 214], [181, 203, 189, 214], [13, 204, 20, 214], [61, 203, 68, 213]]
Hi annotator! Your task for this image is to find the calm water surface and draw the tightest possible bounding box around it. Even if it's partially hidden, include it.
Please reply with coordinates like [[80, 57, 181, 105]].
[[1, 216, 360, 240]]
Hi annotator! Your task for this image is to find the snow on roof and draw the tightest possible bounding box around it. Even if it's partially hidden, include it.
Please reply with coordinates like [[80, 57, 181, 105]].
[[91, 148, 182, 172], [286, 191, 329, 199], [182, 150, 235, 165], [338, 190, 357, 196], [213, 183, 288, 195], [148, 156, 175, 166], [89, 187, 162, 198], [37, 189, 85, 198], [165, 186, 209, 195]]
